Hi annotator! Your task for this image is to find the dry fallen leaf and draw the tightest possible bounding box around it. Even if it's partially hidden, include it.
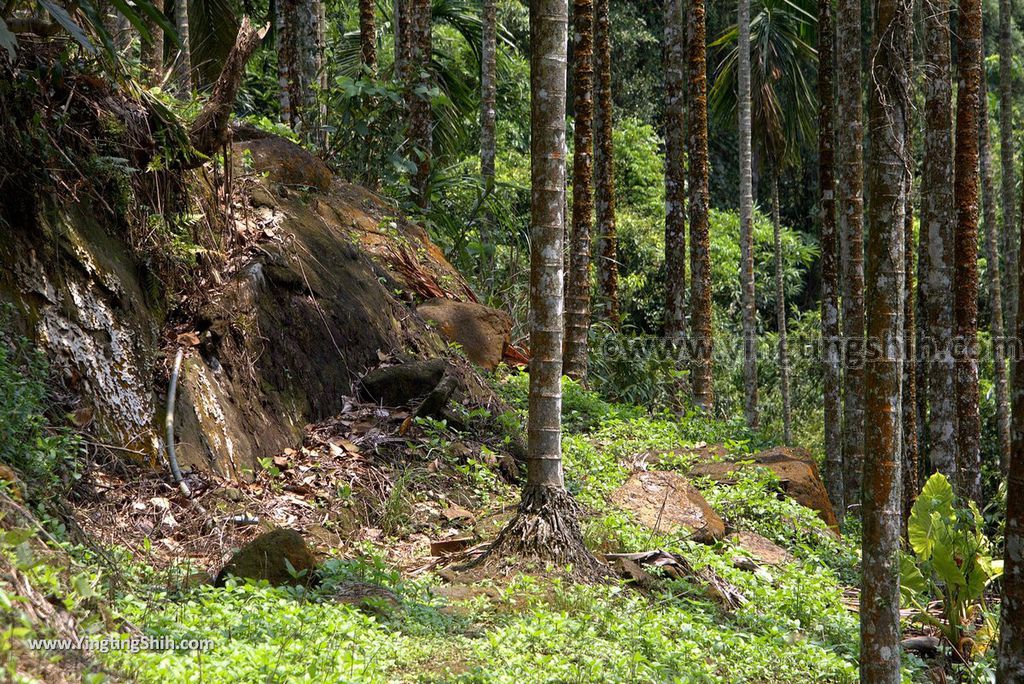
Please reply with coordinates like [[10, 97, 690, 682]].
[[176, 332, 201, 346]]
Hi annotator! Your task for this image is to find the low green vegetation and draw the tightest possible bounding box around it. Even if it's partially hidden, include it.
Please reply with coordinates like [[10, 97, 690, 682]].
[[80, 376, 880, 683], [0, 310, 82, 508], [0, 327, 926, 683]]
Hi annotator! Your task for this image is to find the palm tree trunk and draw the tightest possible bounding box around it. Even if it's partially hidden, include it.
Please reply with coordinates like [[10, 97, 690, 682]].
[[953, 0, 983, 503], [395, 0, 410, 82], [316, 0, 327, 150], [480, 0, 497, 189], [903, 170, 919, 529], [564, 0, 594, 382], [837, 0, 865, 507], [408, 0, 433, 208], [818, 0, 843, 521], [594, 0, 619, 326], [174, 0, 192, 94], [980, 63, 1013, 473], [475, 0, 601, 578], [999, 0, 1017, 347], [921, 0, 957, 485], [663, 0, 686, 342], [360, 0, 377, 73], [479, 0, 498, 279], [276, 0, 293, 125], [771, 174, 790, 443], [688, 0, 713, 411], [738, 0, 758, 429], [860, 0, 911, 677], [915, 202, 929, 466], [999, 175, 1024, 684], [140, 0, 164, 85], [524, 0, 567, 495], [281, 0, 321, 139]]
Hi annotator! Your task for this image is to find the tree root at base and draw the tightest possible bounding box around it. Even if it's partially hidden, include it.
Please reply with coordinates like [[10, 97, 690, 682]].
[[466, 485, 608, 580]]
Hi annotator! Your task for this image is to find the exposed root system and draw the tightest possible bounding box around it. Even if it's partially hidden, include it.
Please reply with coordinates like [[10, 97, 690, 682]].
[[467, 484, 608, 581]]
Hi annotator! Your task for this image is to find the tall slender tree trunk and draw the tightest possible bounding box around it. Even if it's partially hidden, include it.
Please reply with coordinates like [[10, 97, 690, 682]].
[[480, 0, 497, 190], [105, 4, 133, 55], [476, 0, 601, 577], [395, 0, 411, 82], [903, 170, 919, 528], [999, 0, 1017, 346], [999, 178, 1024, 684], [915, 189, 930, 465], [479, 0, 498, 279], [819, 0, 843, 521], [564, 0, 594, 382], [980, 63, 1013, 473], [688, 0, 713, 411], [921, 0, 957, 485], [594, 0, 619, 326], [174, 0, 193, 94], [953, 0, 983, 503], [117, 13, 134, 54], [837, 0, 865, 507], [663, 0, 687, 343], [140, 0, 164, 85], [771, 174, 791, 443], [523, 0, 568, 495], [407, 0, 433, 208], [860, 0, 911, 677], [738, 0, 758, 429], [276, 0, 293, 125], [360, 0, 377, 72], [316, 0, 327, 149], [282, 0, 322, 139]]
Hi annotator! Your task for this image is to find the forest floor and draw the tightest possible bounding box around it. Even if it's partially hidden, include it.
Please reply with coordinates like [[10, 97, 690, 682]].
[[4, 372, 938, 683]]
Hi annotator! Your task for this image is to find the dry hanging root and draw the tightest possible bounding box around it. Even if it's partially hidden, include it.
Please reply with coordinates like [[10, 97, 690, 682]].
[[467, 485, 608, 581]]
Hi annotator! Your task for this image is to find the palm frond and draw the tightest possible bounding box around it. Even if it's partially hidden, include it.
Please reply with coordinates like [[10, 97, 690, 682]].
[[709, 0, 818, 167]]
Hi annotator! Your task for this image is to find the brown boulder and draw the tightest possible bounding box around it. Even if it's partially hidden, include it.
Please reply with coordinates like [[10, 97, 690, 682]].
[[689, 446, 839, 531], [728, 531, 793, 568], [215, 528, 317, 587], [233, 135, 333, 191], [416, 299, 512, 371], [610, 470, 726, 543]]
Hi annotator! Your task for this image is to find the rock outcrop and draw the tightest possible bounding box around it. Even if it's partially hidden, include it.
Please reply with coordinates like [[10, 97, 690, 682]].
[[1, 125, 500, 478], [728, 531, 793, 568], [610, 470, 726, 543], [689, 447, 839, 531]]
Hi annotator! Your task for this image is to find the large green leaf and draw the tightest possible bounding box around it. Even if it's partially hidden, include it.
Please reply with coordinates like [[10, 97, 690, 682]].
[[929, 515, 965, 588], [107, 0, 152, 44], [124, 0, 181, 48], [908, 473, 955, 559], [899, 552, 927, 600], [38, 0, 97, 53]]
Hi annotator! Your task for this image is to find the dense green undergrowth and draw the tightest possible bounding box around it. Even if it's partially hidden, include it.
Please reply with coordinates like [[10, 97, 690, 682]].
[[2, 360, 933, 683]]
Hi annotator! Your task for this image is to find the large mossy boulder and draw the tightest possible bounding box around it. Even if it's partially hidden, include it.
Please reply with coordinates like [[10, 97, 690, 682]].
[[215, 528, 317, 587], [358, 358, 448, 407]]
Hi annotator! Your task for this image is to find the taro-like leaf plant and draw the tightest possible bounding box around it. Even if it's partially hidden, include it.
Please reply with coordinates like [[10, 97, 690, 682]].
[[900, 473, 1003, 660]]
